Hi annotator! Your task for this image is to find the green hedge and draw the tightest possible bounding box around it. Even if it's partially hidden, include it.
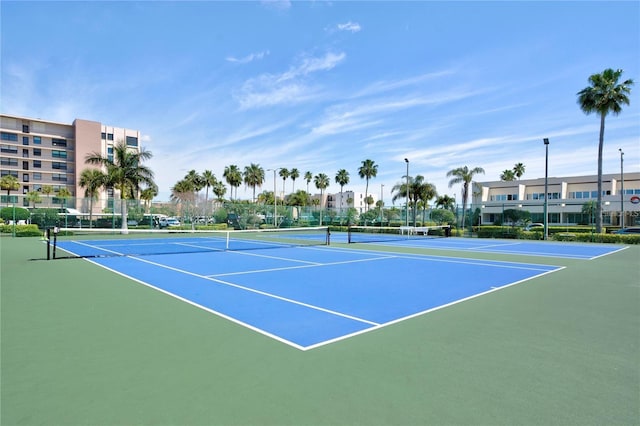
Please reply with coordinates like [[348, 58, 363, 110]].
[[0, 224, 44, 237], [474, 225, 639, 244]]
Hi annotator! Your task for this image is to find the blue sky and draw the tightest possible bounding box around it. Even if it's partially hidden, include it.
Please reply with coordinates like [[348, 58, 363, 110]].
[[2, 1, 639, 204]]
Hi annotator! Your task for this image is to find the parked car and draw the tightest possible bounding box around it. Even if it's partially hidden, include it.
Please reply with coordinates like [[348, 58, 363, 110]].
[[159, 217, 181, 228], [613, 227, 640, 234], [524, 223, 544, 231]]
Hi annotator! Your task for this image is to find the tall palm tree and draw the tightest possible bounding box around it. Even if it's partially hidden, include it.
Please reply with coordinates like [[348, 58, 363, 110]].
[[335, 169, 350, 217], [223, 165, 242, 201], [26, 191, 42, 208], [314, 173, 330, 225], [212, 180, 227, 202], [140, 184, 158, 214], [414, 178, 437, 225], [577, 68, 634, 233], [304, 171, 313, 194], [56, 187, 72, 218], [392, 175, 413, 221], [358, 159, 378, 212], [279, 168, 289, 199], [501, 169, 516, 181], [447, 165, 485, 230], [79, 168, 107, 228], [243, 163, 265, 202], [41, 185, 54, 207], [85, 141, 155, 231], [171, 178, 195, 218], [513, 163, 525, 180], [201, 170, 217, 215], [0, 175, 20, 206], [289, 168, 300, 193]]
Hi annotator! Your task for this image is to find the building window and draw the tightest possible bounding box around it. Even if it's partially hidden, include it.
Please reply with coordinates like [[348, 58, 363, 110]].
[[33, 184, 42, 191], [52, 162, 67, 170], [22, 173, 29, 182], [52, 138, 67, 147], [33, 160, 41, 168], [1, 144, 18, 154], [1, 158, 18, 166], [52, 174, 67, 182], [1, 132, 18, 141], [101, 132, 106, 140], [0, 195, 19, 204], [23, 186, 29, 194], [1, 170, 19, 178], [107, 133, 114, 141], [22, 161, 29, 170], [33, 136, 41, 144], [22, 124, 29, 133], [33, 173, 42, 180], [52, 150, 67, 159], [33, 148, 41, 156], [23, 136, 29, 145], [126, 136, 138, 147]]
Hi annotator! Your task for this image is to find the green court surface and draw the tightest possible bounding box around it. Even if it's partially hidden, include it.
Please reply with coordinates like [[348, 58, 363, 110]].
[[1, 236, 639, 425]]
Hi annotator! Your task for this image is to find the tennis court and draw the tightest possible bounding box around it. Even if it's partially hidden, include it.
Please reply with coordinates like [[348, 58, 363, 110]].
[[47, 227, 616, 350], [336, 229, 626, 259], [2, 231, 638, 425]]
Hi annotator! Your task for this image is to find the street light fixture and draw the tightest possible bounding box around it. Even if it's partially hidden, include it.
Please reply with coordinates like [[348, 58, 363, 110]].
[[543, 138, 549, 240], [619, 148, 624, 229], [404, 158, 409, 227]]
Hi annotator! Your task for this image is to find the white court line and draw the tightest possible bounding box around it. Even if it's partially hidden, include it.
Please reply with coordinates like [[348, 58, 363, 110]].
[[209, 255, 399, 277], [128, 255, 381, 327]]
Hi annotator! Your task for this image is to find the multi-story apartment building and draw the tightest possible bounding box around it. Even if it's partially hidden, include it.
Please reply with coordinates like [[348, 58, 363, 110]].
[[473, 173, 640, 227], [325, 190, 378, 213], [0, 114, 141, 213]]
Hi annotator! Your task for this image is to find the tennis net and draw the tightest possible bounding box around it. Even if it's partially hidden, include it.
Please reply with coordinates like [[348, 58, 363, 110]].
[[347, 225, 450, 244], [48, 226, 330, 259]]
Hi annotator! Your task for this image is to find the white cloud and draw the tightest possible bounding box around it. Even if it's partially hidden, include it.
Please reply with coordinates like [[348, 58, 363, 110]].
[[226, 50, 270, 64], [235, 51, 346, 109], [337, 21, 362, 33]]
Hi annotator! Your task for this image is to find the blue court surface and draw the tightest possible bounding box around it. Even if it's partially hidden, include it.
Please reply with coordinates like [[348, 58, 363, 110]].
[[57, 239, 567, 350], [332, 232, 627, 260]]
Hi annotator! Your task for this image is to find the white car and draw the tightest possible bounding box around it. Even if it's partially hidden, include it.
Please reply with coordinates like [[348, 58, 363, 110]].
[[159, 217, 181, 228], [524, 223, 544, 231]]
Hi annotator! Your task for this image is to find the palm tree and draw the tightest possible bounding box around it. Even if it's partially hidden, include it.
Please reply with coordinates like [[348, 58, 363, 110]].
[[26, 191, 42, 208], [212, 180, 227, 202], [41, 185, 54, 207], [79, 168, 107, 228], [243, 163, 265, 202], [171, 179, 195, 218], [500, 169, 516, 181], [314, 173, 330, 225], [0, 175, 20, 206], [85, 141, 155, 231], [304, 171, 313, 195], [435, 195, 455, 211], [447, 166, 485, 230], [513, 163, 525, 180], [335, 169, 350, 218], [286, 190, 310, 207], [140, 185, 158, 214], [289, 168, 300, 193], [279, 168, 289, 199], [201, 170, 217, 215], [413, 177, 437, 225], [391, 176, 413, 221], [577, 68, 634, 233], [223, 165, 242, 201], [358, 159, 378, 212]]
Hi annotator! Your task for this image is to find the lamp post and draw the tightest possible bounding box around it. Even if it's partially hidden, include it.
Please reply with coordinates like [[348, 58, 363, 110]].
[[543, 138, 549, 240], [267, 168, 280, 227], [619, 148, 624, 229], [404, 158, 409, 227]]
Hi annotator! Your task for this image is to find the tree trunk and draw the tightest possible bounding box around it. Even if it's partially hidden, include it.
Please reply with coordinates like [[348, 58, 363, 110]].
[[596, 113, 606, 233]]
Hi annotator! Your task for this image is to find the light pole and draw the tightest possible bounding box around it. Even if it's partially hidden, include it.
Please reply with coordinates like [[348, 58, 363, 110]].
[[543, 138, 549, 240], [404, 159, 409, 227], [619, 148, 624, 229], [267, 168, 280, 227]]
